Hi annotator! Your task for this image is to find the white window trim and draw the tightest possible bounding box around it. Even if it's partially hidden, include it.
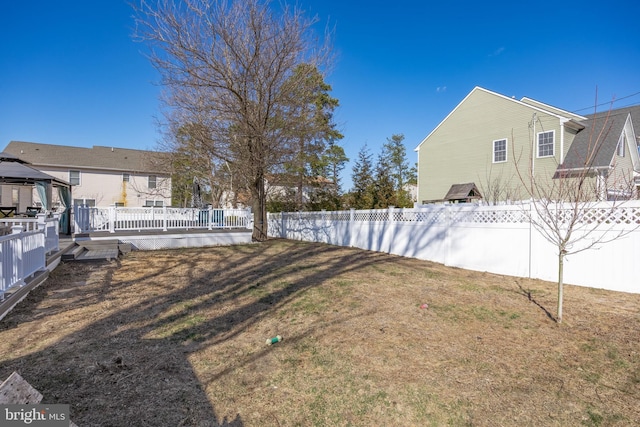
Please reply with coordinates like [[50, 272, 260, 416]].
[[537, 130, 555, 158], [144, 199, 164, 207], [617, 134, 626, 157], [148, 175, 157, 189], [69, 170, 81, 186], [73, 198, 96, 207], [492, 138, 508, 163]]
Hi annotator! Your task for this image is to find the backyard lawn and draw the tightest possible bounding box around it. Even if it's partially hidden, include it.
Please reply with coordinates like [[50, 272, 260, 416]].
[[0, 239, 638, 426]]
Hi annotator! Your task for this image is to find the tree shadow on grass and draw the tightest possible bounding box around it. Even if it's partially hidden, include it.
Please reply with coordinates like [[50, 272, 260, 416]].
[[514, 279, 557, 322], [0, 240, 390, 426]]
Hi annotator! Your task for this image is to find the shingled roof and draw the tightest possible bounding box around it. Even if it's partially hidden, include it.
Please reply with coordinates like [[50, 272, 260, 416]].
[[559, 105, 640, 171], [443, 183, 482, 201], [3, 141, 169, 175]]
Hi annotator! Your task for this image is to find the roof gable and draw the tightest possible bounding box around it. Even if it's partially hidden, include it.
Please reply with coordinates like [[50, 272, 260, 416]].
[[559, 105, 640, 171], [415, 87, 583, 151]]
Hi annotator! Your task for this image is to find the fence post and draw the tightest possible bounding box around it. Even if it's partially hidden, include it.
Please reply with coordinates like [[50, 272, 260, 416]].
[[36, 214, 48, 254], [109, 207, 116, 233], [444, 204, 451, 266], [246, 208, 252, 230], [163, 205, 168, 231], [322, 210, 327, 243], [528, 201, 535, 279], [10, 227, 25, 288], [208, 206, 213, 230], [280, 211, 285, 238], [349, 208, 355, 247], [388, 206, 395, 254], [36, 214, 46, 232]]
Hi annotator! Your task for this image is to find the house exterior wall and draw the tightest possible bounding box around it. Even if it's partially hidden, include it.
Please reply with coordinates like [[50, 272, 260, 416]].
[[32, 166, 171, 208], [416, 88, 577, 203]]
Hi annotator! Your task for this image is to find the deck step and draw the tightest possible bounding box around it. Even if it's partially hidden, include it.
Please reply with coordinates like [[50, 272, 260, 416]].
[[62, 244, 86, 261], [77, 239, 119, 250], [62, 240, 122, 262], [75, 248, 119, 261], [118, 242, 132, 255]]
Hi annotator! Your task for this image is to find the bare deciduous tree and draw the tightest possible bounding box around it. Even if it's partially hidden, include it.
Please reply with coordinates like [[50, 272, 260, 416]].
[[133, 0, 332, 240], [514, 100, 638, 323], [476, 162, 519, 205]]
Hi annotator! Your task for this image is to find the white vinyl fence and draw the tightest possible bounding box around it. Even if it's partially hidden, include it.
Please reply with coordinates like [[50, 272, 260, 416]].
[[1, 229, 46, 300], [268, 202, 640, 294], [75, 206, 252, 233]]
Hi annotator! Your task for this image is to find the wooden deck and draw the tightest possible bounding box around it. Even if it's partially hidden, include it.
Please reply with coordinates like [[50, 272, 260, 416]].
[[76, 228, 252, 252]]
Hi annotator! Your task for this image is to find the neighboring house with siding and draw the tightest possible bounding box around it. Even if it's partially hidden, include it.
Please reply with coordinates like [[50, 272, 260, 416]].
[[415, 87, 640, 204], [3, 141, 171, 208]]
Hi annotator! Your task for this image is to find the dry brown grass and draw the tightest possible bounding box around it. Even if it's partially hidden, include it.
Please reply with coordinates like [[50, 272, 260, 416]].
[[1, 239, 639, 426]]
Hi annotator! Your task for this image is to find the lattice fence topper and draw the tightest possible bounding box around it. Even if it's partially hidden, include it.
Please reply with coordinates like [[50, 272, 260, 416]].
[[397, 209, 447, 224], [331, 212, 351, 221], [450, 208, 529, 224], [271, 202, 640, 227], [536, 203, 640, 226], [353, 210, 390, 222], [302, 212, 325, 220]]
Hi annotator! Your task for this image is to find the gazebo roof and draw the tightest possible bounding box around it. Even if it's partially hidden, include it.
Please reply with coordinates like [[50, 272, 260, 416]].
[[0, 152, 70, 187]]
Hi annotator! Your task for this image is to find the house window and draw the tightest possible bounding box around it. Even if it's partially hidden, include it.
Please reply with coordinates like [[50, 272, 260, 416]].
[[69, 170, 81, 185], [148, 175, 157, 189], [123, 173, 130, 182], [115, 202, 125, 207], [617, 134, 626, 157], [73, 198, 95, 207], [537, 131, 555, 157], [493, 139, 507, 163], [145, 200, 164, 207]]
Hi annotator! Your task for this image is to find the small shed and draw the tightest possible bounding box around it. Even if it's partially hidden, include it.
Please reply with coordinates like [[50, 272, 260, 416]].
[[443, 183, 483, 203]]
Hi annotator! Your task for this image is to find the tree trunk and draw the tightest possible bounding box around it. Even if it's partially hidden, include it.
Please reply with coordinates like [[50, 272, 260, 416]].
[[557, 251, 564, 324], [252, 175, 268, 241]]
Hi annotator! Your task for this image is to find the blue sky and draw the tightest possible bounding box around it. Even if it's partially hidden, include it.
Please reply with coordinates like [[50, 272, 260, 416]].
[[2, 0, 639, 191]]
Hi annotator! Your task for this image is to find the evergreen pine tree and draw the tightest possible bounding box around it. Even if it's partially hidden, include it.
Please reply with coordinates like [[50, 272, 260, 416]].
[[350, 145, 375, 209]]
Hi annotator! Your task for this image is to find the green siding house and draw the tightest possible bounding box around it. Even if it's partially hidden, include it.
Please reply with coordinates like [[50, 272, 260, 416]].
[[415, 87, 640, 204]]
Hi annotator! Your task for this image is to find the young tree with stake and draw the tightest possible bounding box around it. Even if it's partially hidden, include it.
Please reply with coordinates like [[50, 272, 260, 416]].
[[515, 101, 639, 323]]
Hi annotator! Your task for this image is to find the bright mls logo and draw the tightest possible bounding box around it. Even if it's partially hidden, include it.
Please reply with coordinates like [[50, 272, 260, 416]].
[[1, 405, 69, 426]]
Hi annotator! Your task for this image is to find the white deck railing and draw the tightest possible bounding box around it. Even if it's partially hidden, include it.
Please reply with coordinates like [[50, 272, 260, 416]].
[[0, 229, 47, 300], [0, 215, 60, 255], [74, 206, 252, 233]]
